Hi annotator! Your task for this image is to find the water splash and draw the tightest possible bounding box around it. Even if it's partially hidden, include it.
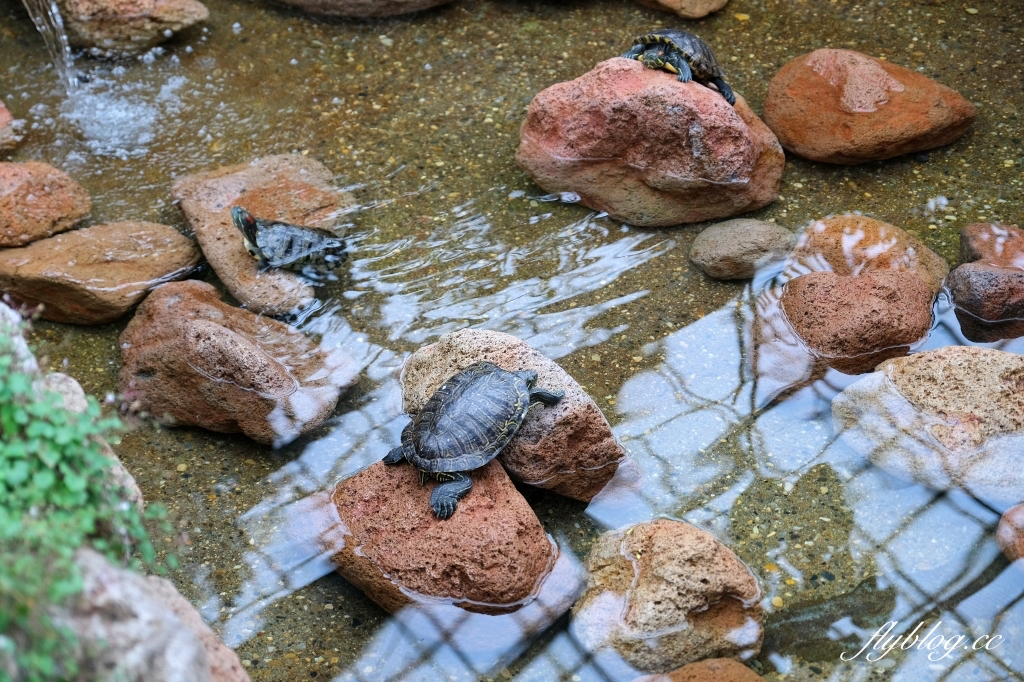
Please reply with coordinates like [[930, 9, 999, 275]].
[[19, 0, 78, 92]]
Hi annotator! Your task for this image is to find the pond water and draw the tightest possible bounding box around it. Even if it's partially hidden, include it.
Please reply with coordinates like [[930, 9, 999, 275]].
[[2, 0, 1023, 679]]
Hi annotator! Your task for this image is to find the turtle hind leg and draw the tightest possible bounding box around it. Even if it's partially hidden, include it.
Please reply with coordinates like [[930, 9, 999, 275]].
[[711, 77, 736, 106], [430, 472, 472, 520], [529, 388, 564, 407], [622, 43, 645, 60], [382, 446, 405, 465]]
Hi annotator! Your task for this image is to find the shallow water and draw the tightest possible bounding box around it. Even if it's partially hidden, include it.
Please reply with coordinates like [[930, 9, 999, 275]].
[[2, 0, 1024, 679]]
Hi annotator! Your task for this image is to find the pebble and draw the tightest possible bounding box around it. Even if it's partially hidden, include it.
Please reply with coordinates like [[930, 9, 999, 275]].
[[771, 596, 784, 608]]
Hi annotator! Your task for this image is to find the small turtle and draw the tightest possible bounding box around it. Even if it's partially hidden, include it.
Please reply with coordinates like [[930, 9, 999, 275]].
[[230, 206, 347, 278], [383, 361, 564, 519], [622, 29, 736, 105]]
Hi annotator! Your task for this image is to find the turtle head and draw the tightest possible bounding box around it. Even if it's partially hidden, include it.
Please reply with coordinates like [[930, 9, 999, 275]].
[[231, 206, 262, 258], [516, 370, 539, 388], [639, 46, 667, 69]]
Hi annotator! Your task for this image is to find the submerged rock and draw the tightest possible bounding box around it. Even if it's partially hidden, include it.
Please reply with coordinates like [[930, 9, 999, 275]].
[[764, 49, 976, 164], [997, 504, 1024, 563], [0, 221, 200, 324], [272, 0, 452, 17], [516, 58, 783, 227], [632, 0, 728, 19], [0, 100, 23, 153], [57, 0, 209, 56], [572, 519, 763, 673], [171, 154, 354, 316], [400, 329, 624, 502], [0, 161, 91, 248], [634, 658, 766, 682], [833, 346, 1024, 504], [118, 279, 357, 445], [689, 219, 795, 280]]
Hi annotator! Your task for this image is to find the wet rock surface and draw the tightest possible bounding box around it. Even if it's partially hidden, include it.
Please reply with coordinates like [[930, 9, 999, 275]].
[[0, 221, 200, 325], [57, 0, 210, 56], [516, 58, 783, 227], [0, 161, 91, 248], [572, 518, 763, 673], [689, 218, 795, 280], [0, 100, 22, 152], [833, 346, 1024, 503], [997, 504, 1024, 563], [960, 222, 1024, 267], [118, 279, 357, 445], [764, 49, 976, 164], [633, 0, 728, 19], [272, 0, 452, 17], [400, 328, 624, 501], [171, 154, 354, 316], [634, 658, 766, 682], [947, 262, 1024, 342]]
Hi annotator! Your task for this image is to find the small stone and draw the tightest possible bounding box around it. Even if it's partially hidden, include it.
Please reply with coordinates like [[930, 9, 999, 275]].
[[689, 219, 795, 280], [733, 12, 750, 20], [0, 161, 91, 247], [176, 464, 187, 472], [771, 596, 783, 608], [965, 7, 978, 13]]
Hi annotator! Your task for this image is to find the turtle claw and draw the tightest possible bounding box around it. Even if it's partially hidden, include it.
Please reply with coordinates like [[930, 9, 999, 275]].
[[382, 446, 404, 465], [429, 472, 472, 520]]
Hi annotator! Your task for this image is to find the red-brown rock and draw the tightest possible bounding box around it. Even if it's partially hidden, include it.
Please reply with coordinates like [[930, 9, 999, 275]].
[[997, 504, 1024, 563], [634, 658, 766, 682], [118, 280, 357, 445], [516, 58, 783, 227], [633, 0, 727, 19], [0, 161, 91, 247], [0, 221, 199, 324], [960, 222, 1024, 268], [0, 100, 21, 153], [171, 154, 353, 316], [272, 0, 451, 17], [947, 262, 1024, 342], [781, 270, 934, 374], [764, 49, 977, 164], [58, 0, 209, 56], [400, 329, 624, 502]]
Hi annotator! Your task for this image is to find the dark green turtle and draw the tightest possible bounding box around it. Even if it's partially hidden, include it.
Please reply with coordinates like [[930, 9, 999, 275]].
[[622, 28, 735, 105], [383, 361, 564, 519], [230, 206, 347, 278]]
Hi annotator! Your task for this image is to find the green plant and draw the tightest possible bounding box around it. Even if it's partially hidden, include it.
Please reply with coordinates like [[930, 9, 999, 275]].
[[0, 330, 170, 681]]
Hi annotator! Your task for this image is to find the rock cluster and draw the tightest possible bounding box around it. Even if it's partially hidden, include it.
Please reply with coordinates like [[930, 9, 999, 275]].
[[0, 161, 91, 247], [57, 0, 210, 56], [689, 219, 795, 280], [272, 0, 452, 17], [947, 223, 1024, 342]]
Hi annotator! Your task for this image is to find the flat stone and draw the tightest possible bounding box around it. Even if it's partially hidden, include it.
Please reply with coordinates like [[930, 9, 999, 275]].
[[118, 279, 357, 445], [516, 58, 783, 227], [0, 161, 91, 247], [400, 329, 624, 501], [960, 222, 1024, 268], [690, 219, 795, 280], [271, 0, 452, 16], [764, 49, 976, 164], [58, 0, 209, 56], [572, 519, 763, 673], [634, 658, 767, 682], [0, 221, 200, 324], [171, 154, 354, 316], [997, 504, 1024, 563], [633, 0, 728, 19]]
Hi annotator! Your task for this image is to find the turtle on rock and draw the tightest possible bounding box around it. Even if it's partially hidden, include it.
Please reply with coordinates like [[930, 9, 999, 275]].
[[622, 29, 736, 106], [383, 361, 564, 520], [231, 206, 347, 279]]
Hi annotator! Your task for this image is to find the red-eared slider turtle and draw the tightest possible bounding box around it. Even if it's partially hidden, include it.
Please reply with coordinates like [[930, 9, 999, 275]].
[[622, 29, 735, 106], [383, 361, 564, 519], [231, 206, 347, 278]]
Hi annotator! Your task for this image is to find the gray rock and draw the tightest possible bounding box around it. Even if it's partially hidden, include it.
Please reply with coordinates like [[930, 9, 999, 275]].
[[689, 219, 795, 280]]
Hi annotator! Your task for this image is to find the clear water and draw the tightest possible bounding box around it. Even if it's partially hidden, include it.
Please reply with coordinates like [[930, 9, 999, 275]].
[[3, 0, 1024, 679], [17, 0, 77, 91]]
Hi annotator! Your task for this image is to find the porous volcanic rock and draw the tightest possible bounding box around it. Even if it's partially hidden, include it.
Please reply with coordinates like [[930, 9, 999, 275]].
[[833, 346, 1024, 504], [763, 49, 976, 164], [633, 0, 728, 19], [118, 279, 357, 445], [0, 100, 22, 153], [997, 504, 1024, 563], [634, 658, 766, 682], [171, 154, 354, 316], [57, 0, 209, 56], [783, 215, 948, 293], [689, 219, 795, 280], [960, 222, 1024, 267], [572, 519, 763, 673], [947, 262, 1024, 342], [516, 58, 783, 227], [271, 0, 451, 17], [781, 270, 933, 374], [0, 221, 199, 324], [0, 161, 91, 247], [400, 329, 624, 502], [323, 460, 555, 613]]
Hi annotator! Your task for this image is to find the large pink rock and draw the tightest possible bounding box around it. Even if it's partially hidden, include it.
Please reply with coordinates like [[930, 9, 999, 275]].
[[58, 0, 209, 56], [0, 161, 91, 247], [273, 0, 452, 16], [516, 58, 783, 227], [764, 49, 976, 164]]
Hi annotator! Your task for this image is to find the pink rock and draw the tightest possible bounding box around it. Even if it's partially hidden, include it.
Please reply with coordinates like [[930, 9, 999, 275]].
[[997, 504, 1024, 563], [58, 0, 209, 56], [633, 0, 728, 19], [0, 100, 21, 153], [0, 161, 91, 247], [960, 222, 1024, 268], [947, 263, 1024, 342], [634, 658, 766, 682], [764, 49, 977, 164], [272, 0, 452, 17], [516, 58, 783, 227]]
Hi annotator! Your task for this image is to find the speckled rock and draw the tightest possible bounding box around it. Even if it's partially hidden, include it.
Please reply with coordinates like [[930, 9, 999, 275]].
[[784, 215, 949, 293], [400, 329, 624, 502], [57, 0, 209, 56], [633, 0, 728, 19], [764, 49, 976, 164], [689, 219, 795, 280], [947, 262, 1024, 342], [118, 280, 358, 445], [272, 0, 452, 17], [171, 154, 354, 316], [634, 658, 766, 682], [323, 460, 554, 614], [0, 161, 91, 247], [516, 58, 783, 227], [781, 270, 933, 374], [572, 519, 763, 673], [960, 222, 1024, 267], [997, 504, 1024, 563], [833, 346, 1024, 503], [0, 100, 22, 152], [0, 221, 199, 324]]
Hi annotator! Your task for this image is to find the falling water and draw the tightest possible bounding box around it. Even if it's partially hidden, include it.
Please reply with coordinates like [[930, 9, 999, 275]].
[[19, 0, 78, 91]]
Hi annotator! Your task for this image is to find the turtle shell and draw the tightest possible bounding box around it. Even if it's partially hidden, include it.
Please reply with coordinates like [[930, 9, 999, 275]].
[[402, 361, 533, 474], [632, 28, 725, 81]]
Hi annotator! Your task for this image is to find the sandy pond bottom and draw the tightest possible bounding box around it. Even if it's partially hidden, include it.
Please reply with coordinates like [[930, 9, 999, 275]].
[[2, 0, 1024, 678]]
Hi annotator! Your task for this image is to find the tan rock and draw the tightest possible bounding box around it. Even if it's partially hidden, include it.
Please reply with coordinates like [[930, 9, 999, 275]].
[[0, 221, 199, 324], [272, 0, 452, 17], [58, 0, 209, 56], [171, 154, 354, 316], [118, 279, 357, 445], [0, 161, 91, 247], [572, 519, 763, 673], [633, 0, 728, 19], [516, 58, 783, 227], [689, 219, 795, 280], [634, 658, 766, 682], [400, 329, 624, 502], [997, 504, 1024, 563]]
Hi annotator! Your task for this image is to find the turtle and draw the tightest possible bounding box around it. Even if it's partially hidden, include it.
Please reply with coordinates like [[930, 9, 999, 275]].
[[622, 29, 736, 106], [382, 361, 564, 520], [230, 206, 347, 278]]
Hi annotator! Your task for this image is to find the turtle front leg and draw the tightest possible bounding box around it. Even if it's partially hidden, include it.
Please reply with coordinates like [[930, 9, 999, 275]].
[[710, 77, 737, 106], [382, 446, 405, 464], [666, 53, 693, 83], [621, 43, 645, 60], [529, 388, 564, 407], [430, 472, 472, 520]]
